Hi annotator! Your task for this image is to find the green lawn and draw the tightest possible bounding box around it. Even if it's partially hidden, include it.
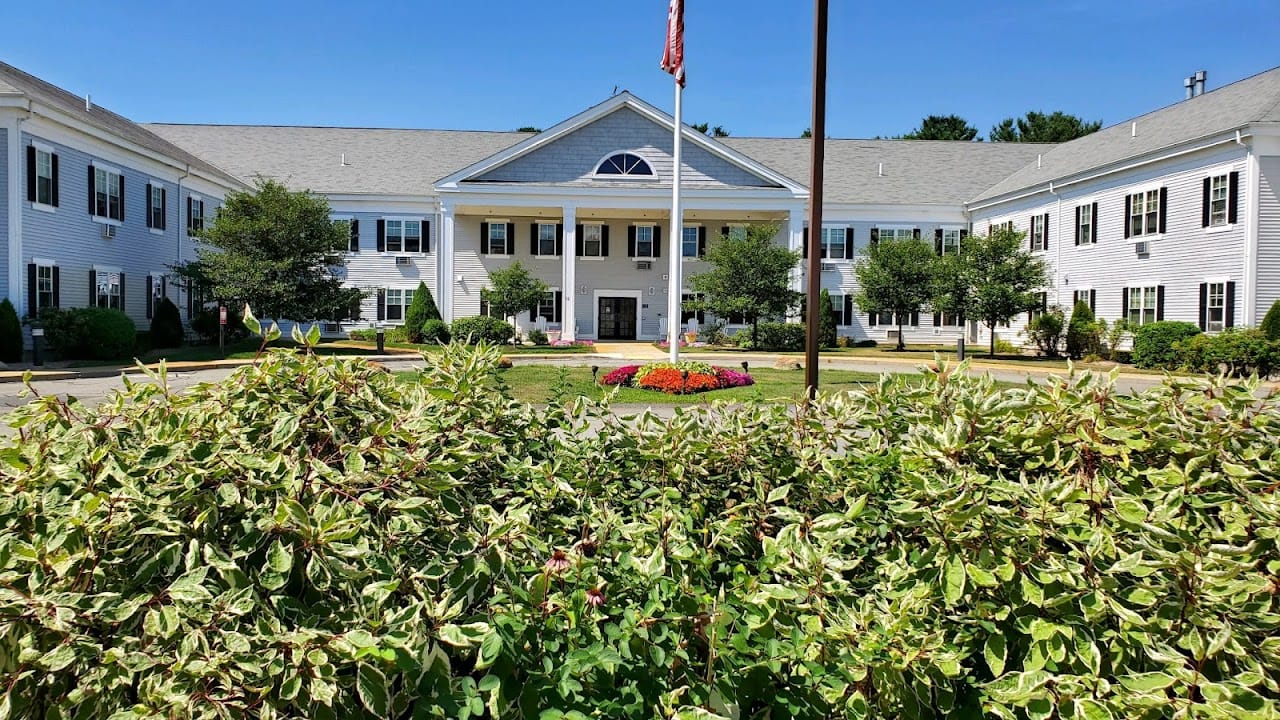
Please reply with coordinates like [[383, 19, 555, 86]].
[[345, 340, 594, 355], [68, 339, 382, 367], [400, 365, 884, 405]]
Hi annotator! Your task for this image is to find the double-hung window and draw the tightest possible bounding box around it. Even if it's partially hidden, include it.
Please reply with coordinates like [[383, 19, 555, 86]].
[[634, 226, 656, 258], [33, 147, 56, 207], [386, 220, 423, 253], [1028, 292, 1048, 323], [35, 265, 55, 312], [535, 223, 557, 256], [941, 229, 961, 255], [93, 166, 123, 221], [879, 228, 914, 243], [581, 224, 604, 257], [1128, 189, 1161, 237], [1073, 289, 1095, 313], [830, 293, 846, 326], [148, 184, 165, 230], [680, 293, 705, 324], [536, 292, 557, 322], [820, 227, 846, 260], [1127, 286, 1158, 326], [1076, 204, 1095, 245], [486, 223, 508, 255], [682, 226, 700, 258], [384, 288, 414, 321], [1030, 215, 1046, 251], [1206, 282, 1226, 332], [96, 271, 122, 310], [188, 197, 205, 233], [1208, 175, 1229, 227]]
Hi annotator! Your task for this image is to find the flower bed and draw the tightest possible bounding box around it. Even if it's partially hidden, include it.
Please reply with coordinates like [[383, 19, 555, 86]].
[[601, 361, 754, 395]]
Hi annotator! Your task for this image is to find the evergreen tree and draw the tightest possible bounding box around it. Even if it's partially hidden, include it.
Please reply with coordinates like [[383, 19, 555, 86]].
[[0, 299, 22, 364], [899, 114, 980, 141], [818, 288, 838, 348], [404, 281, 441, 344], [989, 111, 1102, 143], [1065, 300, 1100, 359], [149, 297, 185, 349], [1262, 299, 1280, 340]]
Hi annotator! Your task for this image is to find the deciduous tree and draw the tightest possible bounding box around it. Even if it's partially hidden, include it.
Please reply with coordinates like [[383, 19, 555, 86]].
[[688, 224, 799, 347], [854, 237, 937, 350], [481, 262, 547, 343]]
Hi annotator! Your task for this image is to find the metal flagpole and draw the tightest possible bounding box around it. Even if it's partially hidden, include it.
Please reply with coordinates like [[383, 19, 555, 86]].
[[804, 0, 829, 398], [668, 82, 684, 362]]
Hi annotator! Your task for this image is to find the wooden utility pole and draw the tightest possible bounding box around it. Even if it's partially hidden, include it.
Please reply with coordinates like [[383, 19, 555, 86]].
[[804, 0, 829, 398]]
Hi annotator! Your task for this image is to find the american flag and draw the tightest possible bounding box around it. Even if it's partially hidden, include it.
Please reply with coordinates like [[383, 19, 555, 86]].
[[661, 0, 685, 87]]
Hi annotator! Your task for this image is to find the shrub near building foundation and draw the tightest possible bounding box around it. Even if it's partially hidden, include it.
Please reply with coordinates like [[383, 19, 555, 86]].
[[2, 343, 1279, 718]]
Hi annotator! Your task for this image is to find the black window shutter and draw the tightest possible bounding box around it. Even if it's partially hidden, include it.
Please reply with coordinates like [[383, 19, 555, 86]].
[[1202, 177, 1212, 227], [26, 146, 36, 201], [1156, 285, 1165, 321], [1157, 187, 1168, 234], [349, 219, 360, 252], [802, 227, 808, 258], [846, 227, 855, 258], [1028, 217, 1034, 250], [556, 224, 564, 256], [1198, 283, 1208, 330], [530, 223, 539, 255], [575, 224, 584, 256], [869, 227, 879, 249], [27, 264, 36, 317], [187, 197, 193, 229], [88, 165, 96, 215], [844, 296, 854, 326], [910, 311, 919, 326], [601, 225, 610, 256], [1091, 203, 1098, 240], [868, 312, 878, 327], [960, 229, 968, 241], [1123, 195, 1132, 238], [478, 222, 488, 254], [1228, 171, 1239, 224], [1042, 213, 1050, 250], [1121, 288, 1129, 320], [933, 312, 942, 327], [1074, 205, 1081, 245], [555, 291, 563, 323], [912, 228, 921, 240], [1226, 281, 1237, 328], [627, 226, 637, 257], [934, 228, 943, 255], [119, 273, 126, 311], [52, 267, 60, 308], [89, 270, 97, 307], [653, 225, 662, 258], [375, 290, 385, 321], [118, 176, 124, 222], [50, 154, 59, 207], [507, 223, 516, 252], [145, 184, 153, 228], [698, 226, 706, 257], [529, 298, 538, 322], [158, 188, 166, 230], [720, 226, 730, 239], [422, 220, 431, 253], [146, 275, 154, 319]]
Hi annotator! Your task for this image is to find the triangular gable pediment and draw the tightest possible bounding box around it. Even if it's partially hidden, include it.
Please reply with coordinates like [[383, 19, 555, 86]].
[[436, 92, 805, 193]]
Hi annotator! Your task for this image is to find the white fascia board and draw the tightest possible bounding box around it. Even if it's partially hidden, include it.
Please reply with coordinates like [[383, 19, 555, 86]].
[[318, 192, 441, 205], [441, 183, 800, 202], [967, 129, 1250, 213], [820, 203, 969, 223], [435, 92, 806, 194], [25, 102, 246, 192]]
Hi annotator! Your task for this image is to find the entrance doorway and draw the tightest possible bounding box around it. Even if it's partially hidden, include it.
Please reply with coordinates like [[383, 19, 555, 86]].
[[597, 297, 638, 340]]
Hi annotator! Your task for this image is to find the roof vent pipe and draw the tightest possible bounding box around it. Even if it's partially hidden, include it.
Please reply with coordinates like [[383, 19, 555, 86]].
[[1184, 76, 1195, 100], [877, 162, 884, 177], [1195, 70, 1207, 97], [1131, 122, 1137, 138], [85, 94, 91, 112], [1037, 154, 1042, 169], [340, 153, 348, 166]]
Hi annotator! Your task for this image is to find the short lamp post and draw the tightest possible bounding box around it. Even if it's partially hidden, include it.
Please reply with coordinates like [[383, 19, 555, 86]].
[[591, 365, 599, 384], [680, 368, 689, 395], [30, 326, 45, 367], [375, 323, 386, 354], [740, 360, 749, 374]]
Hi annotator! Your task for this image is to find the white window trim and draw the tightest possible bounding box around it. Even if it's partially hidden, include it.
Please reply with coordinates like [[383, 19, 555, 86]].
[[580, 223, 606, 260], [1030, 215, 1047, 252], [819, 225, 850, 261], [187, 194, 206, 236], [147, 180, 167, 235], [1075, 202, 1096, 246], [1206, 172, 1233, 230], [90, 163, 124, 225], [30, 144, 57, 213], [533, 287, 562, 324], [680, 224, 703, 261], [384, 217, 427, 254], [632, 223, 657, 260], [532, 222, 560, 258], [1126, 185, 1164, 241], [591, 150, 656, 179]]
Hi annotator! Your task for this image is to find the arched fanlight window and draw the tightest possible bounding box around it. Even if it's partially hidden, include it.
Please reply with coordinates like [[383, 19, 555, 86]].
[[594, 152, 654, 177]]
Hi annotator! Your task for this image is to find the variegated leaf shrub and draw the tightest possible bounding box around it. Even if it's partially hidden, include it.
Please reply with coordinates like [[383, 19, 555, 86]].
[[1, 345, 1278, 719]]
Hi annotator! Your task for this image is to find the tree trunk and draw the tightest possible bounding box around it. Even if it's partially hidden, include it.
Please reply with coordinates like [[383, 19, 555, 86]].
[[752, 316, 760, 348], [988, 321, 997, 357], [896, 319, 906, 351]]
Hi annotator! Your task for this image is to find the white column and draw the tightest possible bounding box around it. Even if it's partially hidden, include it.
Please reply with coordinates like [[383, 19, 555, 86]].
[[6, 113, 25, 316], [788, 205, 806, 303], [561, 206, 577, 341], [439, 203, 456, 321]]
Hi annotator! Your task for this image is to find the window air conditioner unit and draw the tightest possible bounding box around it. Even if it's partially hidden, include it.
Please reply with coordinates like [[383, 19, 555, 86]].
[[394, 256, 412, 265], [322, 322, 340, 333], [820, 262, 837, 272], [1134, 241, 1150, 256], [636, 261, 652, 270], [886, 329, 900, 341], [101, 224, 116, 239]]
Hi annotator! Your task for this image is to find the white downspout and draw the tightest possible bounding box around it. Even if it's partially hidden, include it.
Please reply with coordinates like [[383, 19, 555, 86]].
[[1049, 181, 1062, 307], [1241, 133, 1260, 325], [7, 106, 30, 318]]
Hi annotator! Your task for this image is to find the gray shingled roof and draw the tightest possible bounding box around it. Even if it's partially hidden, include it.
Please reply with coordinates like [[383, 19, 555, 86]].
[[146, 124, 533, 196], [721, 137, 1051, 205], [972, 66, 1280, 204], [0, 62, 243, 187]]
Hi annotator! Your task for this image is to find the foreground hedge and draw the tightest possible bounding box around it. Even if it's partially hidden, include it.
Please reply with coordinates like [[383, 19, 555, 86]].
[[1, 346, 1279, 719]]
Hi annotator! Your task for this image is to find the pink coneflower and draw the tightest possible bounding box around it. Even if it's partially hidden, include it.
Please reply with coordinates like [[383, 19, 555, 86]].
[[584, 587, 606, 608], [544, 550, 571, 574]]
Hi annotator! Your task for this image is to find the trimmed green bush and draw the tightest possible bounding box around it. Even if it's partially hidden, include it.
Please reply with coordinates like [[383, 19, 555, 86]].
[[1174, 328, 1280, 377], [1065, 300, 1103, 360], [404, 281, 440, 343], [421, 318, 451, 344], [1025, 306, 1065, 357], [735, 321, 805, 351], [3, 346, 1280, 718], [149, 297, 185, 349], [451, 315, 514, 345], [526, 328, 548, 346], [38, 307, 137, 361], [0, 299, 22, 363], [1262, 299, 1280, 340], [818, 288, 837, 348], [1131, 320, 1201, 369]]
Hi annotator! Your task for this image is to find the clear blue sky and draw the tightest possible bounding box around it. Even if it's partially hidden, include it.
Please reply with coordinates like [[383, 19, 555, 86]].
[[8, 1, 1279, 139]]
